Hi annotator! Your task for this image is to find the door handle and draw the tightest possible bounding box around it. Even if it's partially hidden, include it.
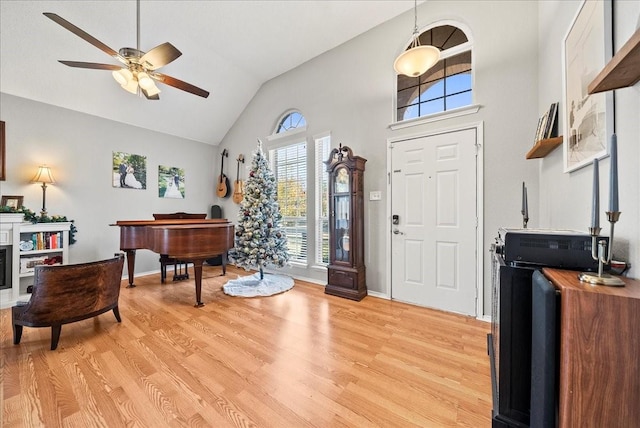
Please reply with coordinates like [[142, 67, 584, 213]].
[[393, 229, 404, 235]]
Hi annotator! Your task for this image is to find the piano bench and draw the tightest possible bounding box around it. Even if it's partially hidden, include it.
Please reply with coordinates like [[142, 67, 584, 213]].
[[159, 255, 189, 283]]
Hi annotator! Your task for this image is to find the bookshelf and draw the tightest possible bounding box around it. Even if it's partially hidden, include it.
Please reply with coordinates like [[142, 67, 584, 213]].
[[0, 220, 71, 308]]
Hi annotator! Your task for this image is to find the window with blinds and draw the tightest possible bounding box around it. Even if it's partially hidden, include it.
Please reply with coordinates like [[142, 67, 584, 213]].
[[270, 142, 308, 263], [315, 135, 331, 265]]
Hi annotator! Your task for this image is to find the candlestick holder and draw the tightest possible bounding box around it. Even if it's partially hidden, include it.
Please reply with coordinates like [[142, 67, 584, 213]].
[[579, 211, 625, 286], [522, 213, 529, 229]]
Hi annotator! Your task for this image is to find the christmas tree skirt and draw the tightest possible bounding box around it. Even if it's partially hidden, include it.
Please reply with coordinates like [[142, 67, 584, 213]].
[[222, 272, 294, 297]]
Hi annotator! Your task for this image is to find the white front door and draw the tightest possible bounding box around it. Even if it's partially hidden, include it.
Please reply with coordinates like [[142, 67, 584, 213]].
[[390, 128, 477, 315]]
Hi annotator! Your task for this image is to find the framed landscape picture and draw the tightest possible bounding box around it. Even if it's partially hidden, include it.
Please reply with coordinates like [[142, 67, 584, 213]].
[[562, 0, 613, 172]]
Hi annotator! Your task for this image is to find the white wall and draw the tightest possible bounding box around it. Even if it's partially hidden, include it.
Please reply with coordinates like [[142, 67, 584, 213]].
[[537, 1, 640, 279], [3, 1, 637, 317], [216, 0, 540, 315], [0, 93, 217, 276]]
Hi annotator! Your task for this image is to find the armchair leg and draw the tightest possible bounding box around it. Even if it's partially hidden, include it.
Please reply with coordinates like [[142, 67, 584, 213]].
[[113, 306, 122, 323], [13, 324, 23, 345], [51, 325, 62, 350]]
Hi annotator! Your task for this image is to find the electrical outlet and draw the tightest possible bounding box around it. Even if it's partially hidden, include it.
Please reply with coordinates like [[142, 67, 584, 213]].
[[369, 191, 382, 201]]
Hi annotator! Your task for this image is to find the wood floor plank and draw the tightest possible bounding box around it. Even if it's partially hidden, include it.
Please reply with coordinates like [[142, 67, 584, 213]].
[[1, 265, 491, 427]]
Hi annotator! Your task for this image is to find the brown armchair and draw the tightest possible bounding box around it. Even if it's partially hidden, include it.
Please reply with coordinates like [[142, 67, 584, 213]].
[[12, 254, 125, 350]]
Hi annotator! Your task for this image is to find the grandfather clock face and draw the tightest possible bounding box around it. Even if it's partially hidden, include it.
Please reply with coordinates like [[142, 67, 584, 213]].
[[335, 167, 349, 193]]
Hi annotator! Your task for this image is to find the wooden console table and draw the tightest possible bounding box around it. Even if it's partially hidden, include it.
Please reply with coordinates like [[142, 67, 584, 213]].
[[543, 268, 640, 427]]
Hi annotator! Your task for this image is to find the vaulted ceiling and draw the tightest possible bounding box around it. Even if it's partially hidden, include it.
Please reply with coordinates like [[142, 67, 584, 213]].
[[1, 1, 415, 145]]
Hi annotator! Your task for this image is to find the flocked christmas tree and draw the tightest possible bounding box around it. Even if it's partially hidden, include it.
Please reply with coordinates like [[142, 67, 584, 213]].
[[229, 141, 289, 279]]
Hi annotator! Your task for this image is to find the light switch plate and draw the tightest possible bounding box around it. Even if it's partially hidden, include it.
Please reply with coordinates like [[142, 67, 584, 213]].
[[369, 191, 382, 201]]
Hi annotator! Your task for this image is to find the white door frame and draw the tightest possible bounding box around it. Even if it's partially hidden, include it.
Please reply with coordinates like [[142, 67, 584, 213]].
[[386, 121, 484, 319]]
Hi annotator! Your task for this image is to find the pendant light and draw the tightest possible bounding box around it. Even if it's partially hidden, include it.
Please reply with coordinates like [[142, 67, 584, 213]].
[[394, 0, 440, 77]]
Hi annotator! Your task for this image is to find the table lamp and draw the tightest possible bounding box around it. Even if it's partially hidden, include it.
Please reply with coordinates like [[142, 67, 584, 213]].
[[31, 165, 55, 216]]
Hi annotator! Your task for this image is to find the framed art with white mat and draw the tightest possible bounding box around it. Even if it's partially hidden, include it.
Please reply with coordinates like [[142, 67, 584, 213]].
[[562, 0, 614, 173]]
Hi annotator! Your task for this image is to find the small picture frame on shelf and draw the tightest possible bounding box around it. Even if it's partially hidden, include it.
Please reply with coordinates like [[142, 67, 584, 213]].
[[1, 195, 24, 209]]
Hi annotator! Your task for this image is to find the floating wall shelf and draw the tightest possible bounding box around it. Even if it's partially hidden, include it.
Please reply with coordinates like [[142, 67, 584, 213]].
[[526, 136, 563, 159], [588, 28, 640, 94]]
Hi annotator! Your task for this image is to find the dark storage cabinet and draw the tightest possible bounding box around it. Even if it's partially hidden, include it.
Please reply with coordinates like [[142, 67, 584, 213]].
[[489, 246, 535, 427]]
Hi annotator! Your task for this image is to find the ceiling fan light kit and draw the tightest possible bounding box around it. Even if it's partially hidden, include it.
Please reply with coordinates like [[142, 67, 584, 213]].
[[394, 0, 440, 77], [43, 1, 209, 100], [112, 68, 132, 86]]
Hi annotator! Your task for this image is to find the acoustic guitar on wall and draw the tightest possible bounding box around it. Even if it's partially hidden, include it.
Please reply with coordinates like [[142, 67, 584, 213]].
[[232, 154, 245, 204], [216, 149, 230, 198]]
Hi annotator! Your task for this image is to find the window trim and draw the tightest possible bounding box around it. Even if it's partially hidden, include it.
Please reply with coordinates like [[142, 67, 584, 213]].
[[389, 103, 481, 130], [313, 132, 331, 268], [266, 125, 307, 142]]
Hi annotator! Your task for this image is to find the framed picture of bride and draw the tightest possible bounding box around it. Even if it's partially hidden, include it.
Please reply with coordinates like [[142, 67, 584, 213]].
[[112, 151, 147, 189], [159, 165, 185, 199]]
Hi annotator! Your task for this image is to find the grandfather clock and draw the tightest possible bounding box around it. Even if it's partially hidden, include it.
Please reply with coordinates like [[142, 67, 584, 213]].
[[324, 144, 367, 301]]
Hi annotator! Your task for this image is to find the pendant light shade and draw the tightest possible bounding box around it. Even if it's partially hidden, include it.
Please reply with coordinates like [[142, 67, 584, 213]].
[[394, 45, 440, 77], [394, 0, 440, 77]]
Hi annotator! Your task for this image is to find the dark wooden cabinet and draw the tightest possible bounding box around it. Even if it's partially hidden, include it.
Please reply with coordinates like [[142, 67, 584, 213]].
[[542, 268, 640, 427], [324, 144, 367, 301]]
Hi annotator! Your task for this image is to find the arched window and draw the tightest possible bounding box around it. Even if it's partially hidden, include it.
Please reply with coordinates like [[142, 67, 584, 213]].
[[276, 110, 307, 133], [396, 25, 472, 122]]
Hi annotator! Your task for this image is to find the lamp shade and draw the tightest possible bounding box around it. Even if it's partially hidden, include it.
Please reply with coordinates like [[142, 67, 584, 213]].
[[394, 44, 440, 77], [137, 72, 153, 90], [122, 78, 139, 94], [112, 68, 133, 86], [31, 165, 56, 184], [144, 82, 161, 96]]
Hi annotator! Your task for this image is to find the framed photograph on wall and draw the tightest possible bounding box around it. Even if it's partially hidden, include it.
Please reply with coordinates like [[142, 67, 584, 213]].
[[562, 0, 614, 172], [158, 165, 185, 199], [112, 151, 147, 189]]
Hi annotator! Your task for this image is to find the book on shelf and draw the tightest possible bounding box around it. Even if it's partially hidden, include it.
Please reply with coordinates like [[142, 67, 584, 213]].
[[534, 102, 559, 142], [30, 232, 63, 250], [544, 102, 559, 139]]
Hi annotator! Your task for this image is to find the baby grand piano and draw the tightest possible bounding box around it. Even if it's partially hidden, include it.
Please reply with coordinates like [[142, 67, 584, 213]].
[[113, 218, 234, 307]]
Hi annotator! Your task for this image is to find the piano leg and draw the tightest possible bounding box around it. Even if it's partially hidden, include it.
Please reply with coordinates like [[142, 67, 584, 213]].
[[193, 259, 205, 307], [125, 249, 137, 288], [222, 252, 227, 276]]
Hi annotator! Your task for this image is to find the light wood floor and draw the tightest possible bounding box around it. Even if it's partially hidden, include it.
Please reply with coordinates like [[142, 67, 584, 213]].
[[1, 265, 492, 427]]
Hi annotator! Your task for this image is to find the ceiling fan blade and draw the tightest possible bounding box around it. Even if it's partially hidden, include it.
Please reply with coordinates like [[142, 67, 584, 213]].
[[44, 12, 127, 64], [59, 61, 123, 70], [140, 42, 182, 70], [153, 73, 210, 98]]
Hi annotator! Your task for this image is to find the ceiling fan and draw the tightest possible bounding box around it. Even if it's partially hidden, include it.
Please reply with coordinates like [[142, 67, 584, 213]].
[[43, 1, 209, 100]]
